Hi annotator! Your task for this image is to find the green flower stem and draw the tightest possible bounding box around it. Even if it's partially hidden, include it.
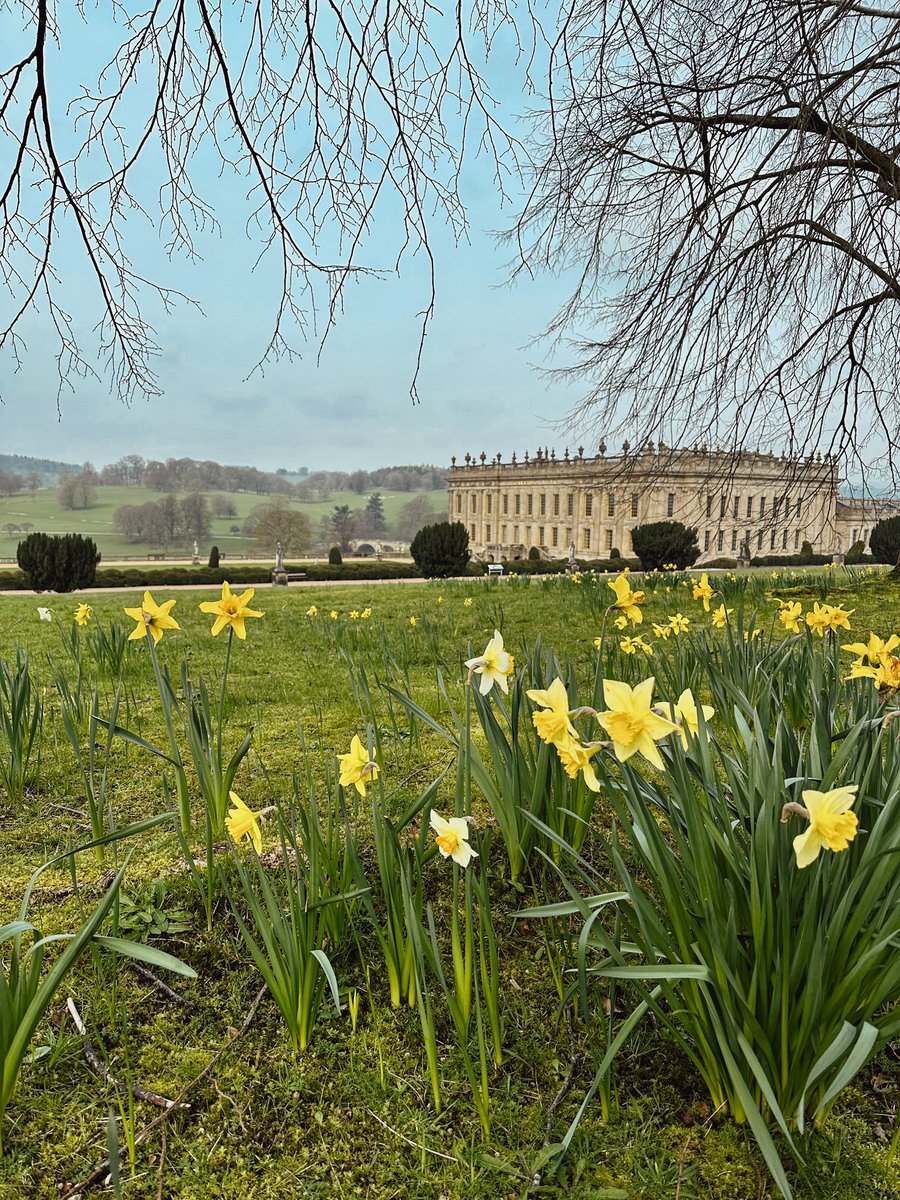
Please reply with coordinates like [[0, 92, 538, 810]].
[[143, 624, 191, 832]]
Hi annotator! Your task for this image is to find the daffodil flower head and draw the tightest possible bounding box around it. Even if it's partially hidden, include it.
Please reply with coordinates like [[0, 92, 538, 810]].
[[429, 810, 478, 867], [226, 791, 263, 854], [409, 615, 417, 627], [608, 573, 644, 625], [657, 689, 715, 749], [199, 581, 263, 639], [306, 605, 318, 616], [465, 629, 513, 694], [124, 591, 179, 645], [73, 603, 92, 626], [806, 603, 833, 636], [595, 678, 679, 770], [37, 606, 53, 622], [526, 677, 579, 747], [692, 573, 715, 611], [339, 734, 380, 796], [668, 613, 690, 634], [711, 603, 733, 629], [463, 597, 473, 607], [786, 784, 859, 868], [556, 739, 602, 791], [779, 601, 803, 633]]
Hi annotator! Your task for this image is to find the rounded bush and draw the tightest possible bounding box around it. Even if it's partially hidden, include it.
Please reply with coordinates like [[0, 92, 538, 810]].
[[16, 532, 101, 592], [410, 521, 470, 578], [630, 521, 699, 571], [328, 546, 343, 565], [869, 516, 900, 566]]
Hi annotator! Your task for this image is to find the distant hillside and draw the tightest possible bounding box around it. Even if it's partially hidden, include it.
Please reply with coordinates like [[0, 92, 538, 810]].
[[0, 454, 79, 482]]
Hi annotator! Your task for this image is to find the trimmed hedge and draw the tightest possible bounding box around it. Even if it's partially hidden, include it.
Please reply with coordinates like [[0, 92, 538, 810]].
[[0, 561, 423, 590]]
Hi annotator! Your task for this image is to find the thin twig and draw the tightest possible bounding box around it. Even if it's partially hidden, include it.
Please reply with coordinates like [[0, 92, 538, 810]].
[[128, 960, 197, 1009], [60, 985, 267, 1199], [65, 998, 175, 1110], [529, 1003, 581, 1192], [365, 1108, 457, 1162]]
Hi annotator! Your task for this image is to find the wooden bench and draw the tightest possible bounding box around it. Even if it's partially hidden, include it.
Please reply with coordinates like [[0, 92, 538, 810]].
[[147, 553, 166, 561]]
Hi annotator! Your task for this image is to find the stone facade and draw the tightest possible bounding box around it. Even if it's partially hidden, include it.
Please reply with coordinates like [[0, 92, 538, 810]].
[[447, 445, 865, 563]]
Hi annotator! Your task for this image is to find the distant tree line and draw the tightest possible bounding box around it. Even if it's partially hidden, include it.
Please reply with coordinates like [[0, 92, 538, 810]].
[[97, 456, 446, 496]]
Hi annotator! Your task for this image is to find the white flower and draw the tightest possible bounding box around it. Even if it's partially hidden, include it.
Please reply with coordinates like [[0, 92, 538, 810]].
[[37, 607, 53, 622]]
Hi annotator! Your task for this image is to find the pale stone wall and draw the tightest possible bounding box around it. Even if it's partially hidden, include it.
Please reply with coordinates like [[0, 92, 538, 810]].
[[835, 498, 900, 554], [447, 446, 843, 563]]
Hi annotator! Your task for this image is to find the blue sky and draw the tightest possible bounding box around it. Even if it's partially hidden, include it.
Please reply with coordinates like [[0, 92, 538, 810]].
[[0, 5, 582, 473]]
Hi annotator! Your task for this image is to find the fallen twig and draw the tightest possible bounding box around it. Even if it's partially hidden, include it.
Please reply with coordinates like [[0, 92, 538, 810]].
[[66, 999, 176, 1110], [60, 985, 267, 1199], [529, 1003, 581, 1192], [128, 960, 197, 1009]]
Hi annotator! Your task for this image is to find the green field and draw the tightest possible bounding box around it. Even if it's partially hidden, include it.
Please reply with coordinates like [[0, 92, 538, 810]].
[[0, 569, 898, 1198], [0, 485, 447, 561]]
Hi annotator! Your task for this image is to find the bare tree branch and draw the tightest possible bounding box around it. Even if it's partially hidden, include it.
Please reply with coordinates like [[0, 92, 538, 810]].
[[509, 0, 900, 481]]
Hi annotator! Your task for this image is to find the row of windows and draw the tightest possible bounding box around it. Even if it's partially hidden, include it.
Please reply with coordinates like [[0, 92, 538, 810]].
[[702, 528, 806, 553], [457, 489, 804, 522], [475, 525, 624, 550], [456, 491, 642, 518], [472, 523, 813, 554], [705, 494, 804, 521]]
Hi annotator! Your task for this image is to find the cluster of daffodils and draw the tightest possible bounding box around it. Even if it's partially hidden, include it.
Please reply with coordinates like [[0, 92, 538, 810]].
[[526, 676, 715, 785], [843, 632, 900, 693], [307, 605, 373, 620], [805, 601, 853, 635]]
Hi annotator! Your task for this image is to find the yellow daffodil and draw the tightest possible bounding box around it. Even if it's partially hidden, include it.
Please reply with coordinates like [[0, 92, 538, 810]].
[[350, 610, 360, 619], [668, 613, 690, 634], [613, 614, 629, 630], [124, 591, 179, 645], [306, 605, 318, 617], [361, 607, 372, 619], [843, 632, 900, 663], [657, 689, 715, 749], [338, 734, 380, 796], [437, 596, 444, 604], [827, 604, 854, 632], [779, 601, 803, 633], [711, 603, 733, 629], [743, 629, 762, 641], [652, 622, 673, 640], [463, 597, 473, 607], [692, 573, 715, 611], [409, 615, 418, 627], [620, 635, 654, 657], [805, 603, 834, 636], [225, 791, 263, 854], [199, 581, 263, 640], [330, 610, 338, 620], [608, 573, 644, 625], [429, 810, 478, 867], [595, 678, 679, 770], [526, 677, 578, 747], [556, 740, 602, 791], [465, 629, 513, 695], [786, 785, 859, 868], [73, 603, 92, 626]]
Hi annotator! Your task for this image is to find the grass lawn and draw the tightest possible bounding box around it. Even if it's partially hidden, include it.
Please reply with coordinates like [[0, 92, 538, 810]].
[[0, 567, 897, 1199], [0, 486, 446, 562]]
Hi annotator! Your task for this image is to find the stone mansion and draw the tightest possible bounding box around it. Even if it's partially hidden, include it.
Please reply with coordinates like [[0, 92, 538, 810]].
[[446, 444, 899, 563]]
